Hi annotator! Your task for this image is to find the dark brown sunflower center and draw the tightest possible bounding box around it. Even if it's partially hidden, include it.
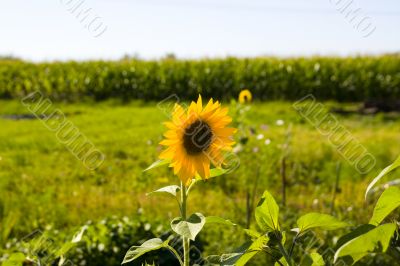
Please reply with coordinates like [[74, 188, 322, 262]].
[[183, 120, 213, 155]]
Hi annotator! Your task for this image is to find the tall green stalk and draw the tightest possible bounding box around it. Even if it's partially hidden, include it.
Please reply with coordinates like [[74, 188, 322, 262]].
[[277, 240, 292, 266], [181, 182, 190, 266]]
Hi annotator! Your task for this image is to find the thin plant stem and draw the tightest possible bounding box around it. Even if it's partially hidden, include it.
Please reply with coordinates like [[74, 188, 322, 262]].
[[167, 246, 184, 266], [330, 162, 341, 214], [277, 237, 292, 266], [247, 166, 261, 228], [288, 232, 299, 257], [263, 248, 284, 266], [245, 188, 251, 228], [281, 124, 292, 207], [186, 179, 196, 196], [275, 259, 285, 266], [180, 181, 190, 266], [280, 156, 287, 207], [263, 249, 285, 266]]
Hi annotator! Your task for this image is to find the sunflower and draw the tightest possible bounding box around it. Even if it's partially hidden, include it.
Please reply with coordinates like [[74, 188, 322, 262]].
[[238, 89, 252, 104], [159, 96, 236, 185]]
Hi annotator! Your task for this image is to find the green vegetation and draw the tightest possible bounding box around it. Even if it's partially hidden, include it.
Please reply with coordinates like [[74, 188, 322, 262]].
[[0, 55, 400, 101], [1, 99, 399, 265]]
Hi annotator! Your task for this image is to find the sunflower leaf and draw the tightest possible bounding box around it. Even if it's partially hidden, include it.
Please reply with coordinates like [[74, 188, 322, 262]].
[[369, 186, 400, 226], [195, 168, 228, 180], [2, 253, 26, 266], [255, 190, 280, 232], [143, 159, 170, 172], [274, 257, 289, 266], [205, 216, 237, 227], [335, 224, 376, 250], [209, 168, 228, 177], [302, 252, 325, 266], [147, 185, 181, 197], [365, 155, 400, 198], [205, 253, 244, 266], [122, 238, 168, 264], [334, 223, 396, 264], [235, 234, 269, 266], [171, 213, 206, 241], [244, 229, 262, 239], [296, 213, 349, 234]]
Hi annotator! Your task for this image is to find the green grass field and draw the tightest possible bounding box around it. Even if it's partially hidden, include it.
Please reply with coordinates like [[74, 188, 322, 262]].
[[1, 99, 399, 264]]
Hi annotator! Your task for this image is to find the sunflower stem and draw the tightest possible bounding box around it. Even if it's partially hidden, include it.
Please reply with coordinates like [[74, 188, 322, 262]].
[[277, 240, 292, 266], [166, 245, 184, 266], [181, 182, 190, 266], [186, 179, 196, 196]]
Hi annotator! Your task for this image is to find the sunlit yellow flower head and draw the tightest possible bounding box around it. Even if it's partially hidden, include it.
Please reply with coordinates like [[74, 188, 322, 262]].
[[159, 96, 236, 185], [238, 89, 252, 104]]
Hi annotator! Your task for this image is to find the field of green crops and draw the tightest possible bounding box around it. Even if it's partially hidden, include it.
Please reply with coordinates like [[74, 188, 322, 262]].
[[1, 55, 399, 102], [1, 98, 399, 265]]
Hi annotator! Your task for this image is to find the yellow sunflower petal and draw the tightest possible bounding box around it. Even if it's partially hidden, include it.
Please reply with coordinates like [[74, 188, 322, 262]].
[[159, 95, 236, 183], [196, 95, 203, 112]]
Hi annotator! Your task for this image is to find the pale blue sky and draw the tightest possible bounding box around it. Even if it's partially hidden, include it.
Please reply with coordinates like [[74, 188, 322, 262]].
[[0, 0, 399, 61]]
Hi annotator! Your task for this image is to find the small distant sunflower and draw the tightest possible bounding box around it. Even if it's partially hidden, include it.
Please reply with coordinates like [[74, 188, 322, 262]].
[[159, 96, 236, 185], [238, 89, 252, 104]]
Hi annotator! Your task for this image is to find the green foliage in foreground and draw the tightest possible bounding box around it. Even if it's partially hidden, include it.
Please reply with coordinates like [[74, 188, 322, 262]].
[[1, 100, 400, 265], [121, 102, 400, 266], [121, 165, 400, 266], [1, 215, 179, 266], [0, 55, 400, 102]]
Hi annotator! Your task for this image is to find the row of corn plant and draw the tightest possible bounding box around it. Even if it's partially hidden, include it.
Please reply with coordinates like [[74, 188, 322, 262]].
[[0, 55, 399, 102]]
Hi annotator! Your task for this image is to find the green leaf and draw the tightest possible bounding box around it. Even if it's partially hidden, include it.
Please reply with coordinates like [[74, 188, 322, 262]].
[[334, 223, 397, 264], [122, 238, 168, 264], [147, 185, 180, 197], [255, 190, 280, 232], [302, 252, 325, 266], [205, 216, 237, 227], [335, 224, 375, 249], [143, 159, 170, 172], [369, 186, 400, 225], [55, 226, 87, 257], [2, 253, 26, 266], [310, 252, 324, 266], [205, 253, 243, 266], [281, 231, 287, 245], [296, 213, 348, 234], [244, 229, 262, 239], [236, 235, 269, 266], [55, 242, 75, 258], [171, 213, 206, 241], [72, 227, 86, 243], [209, 168, 228, 177], [205, 255, 221, 264], [205, 241, 255, 266], [274, 257, 289, 266], [195, 168, 228, 180], [366, 155, 400, 198]]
